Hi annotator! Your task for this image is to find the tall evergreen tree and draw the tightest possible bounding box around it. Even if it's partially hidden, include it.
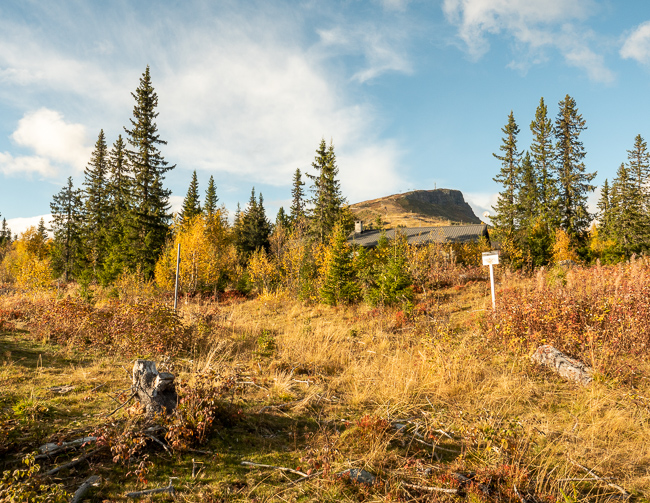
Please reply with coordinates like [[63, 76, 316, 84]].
[[290, 168, 305, 223], [596, 179, 612, 240], [50, 177, 84, 281], [82, 129, 109, 275], [307, 139, 345, 243], [102, 134, 130, 282], [37, 217, 48, 241], [627, 134, 650, 206], [529, 97, 558, 229], [610, 162, 645, 257], [517, 151, 539, 230], [0, 216, 11, 247], [124, 66, 175, 276], [275, 207, 291, 229], [491, 111, 521, 235], [320, 224, 360, 306], [180, 170, 202, 223], [553, 94, 596, 239], [234, 188, 271, 260], [204, 175, 218, 216]]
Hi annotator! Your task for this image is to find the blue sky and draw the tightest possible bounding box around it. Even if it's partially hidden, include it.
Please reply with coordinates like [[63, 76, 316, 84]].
[[2, 0, 650, 235]]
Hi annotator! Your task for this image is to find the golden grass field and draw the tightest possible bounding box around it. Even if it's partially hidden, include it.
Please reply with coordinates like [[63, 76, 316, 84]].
[[1, 264, 650, 502]]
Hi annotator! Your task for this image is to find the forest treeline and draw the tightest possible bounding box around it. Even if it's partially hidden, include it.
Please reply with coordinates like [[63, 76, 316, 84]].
[[0, 72, 645, 306], [491, 94, 650, 267]]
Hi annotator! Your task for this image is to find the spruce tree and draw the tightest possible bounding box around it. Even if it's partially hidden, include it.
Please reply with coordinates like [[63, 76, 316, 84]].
[[180, 170, 202, 223], [234, 188, 271, 260], [204, 175, 218, 216], [320, 224, 360, 306], [82, 129, 109, 275], [307, 139, 345, 243], [517, 151, 539, 230], [596, 179, 612, 240], [50, 177, 84, 281], [37, 217, 48, 241], [627, 134, 650, 207], [553, 94, 596, 239], [0, 216, 11, 247], [491, 111, 521, 235], [103, 134, 130, 282], [290, 168, 305, 223], [530, 97, 558, 229], [275, 207, 291, 229], [610, 163, 645, 257], [124, 66, 175, 276]]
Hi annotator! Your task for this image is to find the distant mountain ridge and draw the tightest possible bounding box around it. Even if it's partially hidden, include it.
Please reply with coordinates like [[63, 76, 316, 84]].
[[349, 189, 481, 228]]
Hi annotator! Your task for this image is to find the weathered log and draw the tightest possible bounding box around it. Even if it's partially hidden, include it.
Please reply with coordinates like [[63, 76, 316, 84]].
[[531, 345, 592, 385], [71, 475, 101, 503], [37, 436, 96, 458], [132, 360, 177, 415]]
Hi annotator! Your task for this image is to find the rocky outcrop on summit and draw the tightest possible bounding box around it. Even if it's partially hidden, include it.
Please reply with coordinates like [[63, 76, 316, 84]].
[[349, 189, 481, 228]]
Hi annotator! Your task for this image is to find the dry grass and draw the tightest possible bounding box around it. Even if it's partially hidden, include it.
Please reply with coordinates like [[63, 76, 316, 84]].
[[2, 269, 650, 501]]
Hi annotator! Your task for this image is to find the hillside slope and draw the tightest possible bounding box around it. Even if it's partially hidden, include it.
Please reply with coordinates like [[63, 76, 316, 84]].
[[349, 189, 481, 228]]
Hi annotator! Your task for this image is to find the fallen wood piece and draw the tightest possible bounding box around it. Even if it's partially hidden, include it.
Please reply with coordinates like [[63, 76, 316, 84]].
[[132, 360, 177, 415], [37, 436, 97, 458], [294, 470, 323, 483], [47, 385, 76, 394], [531, 345, 593, 385], [401, 481, 457, 494], [570, 460, 629, 498], [125, 479, 176, 499], [258, 400, 300, 413], [454, 473, 490, 495], [71, 475, 101, 503], [241, 460, 308, 478], [144, 433, 171, 454], [44, 448, 100, 477]]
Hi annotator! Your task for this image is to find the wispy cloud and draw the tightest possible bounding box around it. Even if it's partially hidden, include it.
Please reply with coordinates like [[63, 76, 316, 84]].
[[442, 0, 614, 83], [621, 21, 650, 65], [0, 2, 408, 203], [5, 214, 52, 237], [0, 108, 92, 177]]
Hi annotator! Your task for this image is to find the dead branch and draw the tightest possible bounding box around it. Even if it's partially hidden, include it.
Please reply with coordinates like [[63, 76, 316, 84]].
[[105, 391, 136, 417], [89, 383, 106, 393], [258, 401, 300, 413], [36, 436, 97, 459], [241, 460, 308, 478], [570, 460, 630, 498], [44, 448, 101, 477], [401, 481, 458, 494], [392, 422, 460, 453], [143, 433, 171, 454], [71, 475, 101, 503], [125, 478, 176, 499]]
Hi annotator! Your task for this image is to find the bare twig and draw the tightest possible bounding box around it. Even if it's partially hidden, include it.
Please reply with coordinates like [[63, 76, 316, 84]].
[[258, 401, 300, 413], [569, 460, 630, 498], [44, 448, 101, 477], [89, 383, 106, 393], [125, 478, 176, 499], [143, 433, 171, 454], [513, 484, 526, 503], [71, 475, 101, 503], [241, 460, 308, 478], [105, 391, 136, 417], [401, 481, 458, 494]]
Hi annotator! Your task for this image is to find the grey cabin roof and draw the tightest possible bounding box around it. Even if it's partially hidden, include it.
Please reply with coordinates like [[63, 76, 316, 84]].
[[347, 224, 489, 248]]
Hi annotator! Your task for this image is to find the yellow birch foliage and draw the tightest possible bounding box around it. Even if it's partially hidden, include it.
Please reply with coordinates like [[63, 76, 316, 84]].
[[552, 228, 579, 263], [1, 226, 52, 290], [155, 212, 236, 293], [247, 247, 279, 293]]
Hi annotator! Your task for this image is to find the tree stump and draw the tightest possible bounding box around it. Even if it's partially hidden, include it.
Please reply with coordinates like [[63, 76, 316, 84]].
[[531, 345, 592, 386], [132, 360, 178, 414]]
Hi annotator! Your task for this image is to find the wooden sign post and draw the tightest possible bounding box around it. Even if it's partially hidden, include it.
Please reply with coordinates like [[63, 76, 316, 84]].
[[482, 251, 499, 310]]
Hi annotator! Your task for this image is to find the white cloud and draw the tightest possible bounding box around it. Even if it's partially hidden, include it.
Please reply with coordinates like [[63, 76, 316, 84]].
[[621, 21, 650, 65], [5, 214, 52, 238], [11, 109, 92, 171], [0, 152, 56, 177], [317, 25, 413, 83], [442, 0, 613, 83], [0, 3, 408, 204], [464, 191, 499, 222]]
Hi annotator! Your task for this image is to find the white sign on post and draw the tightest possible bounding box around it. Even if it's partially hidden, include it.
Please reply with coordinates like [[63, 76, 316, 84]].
[[482, 251, 499, 310]]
